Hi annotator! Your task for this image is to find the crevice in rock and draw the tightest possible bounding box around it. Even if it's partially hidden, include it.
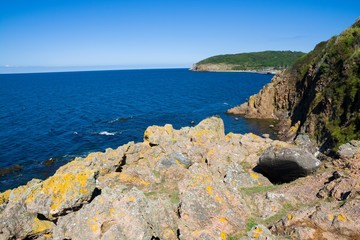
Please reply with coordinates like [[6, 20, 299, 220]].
[[151, 237, 160, 240], [37, 213, 57, 225], [149, 143, 159, 147], [89, 187, 102, 202], [115, 155, 127, 172], [176, 229, 181, 240], [177, 202, 182, 219]]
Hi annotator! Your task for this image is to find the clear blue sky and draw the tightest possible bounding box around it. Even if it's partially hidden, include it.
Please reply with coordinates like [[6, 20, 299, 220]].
[[0, 0, 359, 72]]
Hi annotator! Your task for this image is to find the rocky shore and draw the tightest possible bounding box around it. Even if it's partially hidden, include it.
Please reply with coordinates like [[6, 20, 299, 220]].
[[0, 117, 359, 239]]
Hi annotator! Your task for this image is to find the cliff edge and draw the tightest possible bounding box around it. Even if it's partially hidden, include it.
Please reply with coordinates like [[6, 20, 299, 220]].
[[228, 19, 360, 150], [1, 117, 359, 239]]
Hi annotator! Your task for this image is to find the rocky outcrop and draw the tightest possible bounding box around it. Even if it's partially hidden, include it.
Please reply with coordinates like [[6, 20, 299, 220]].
[[258, 144, 321, 183], [0, 117, 359, 239], [227, 19, 360, 150]]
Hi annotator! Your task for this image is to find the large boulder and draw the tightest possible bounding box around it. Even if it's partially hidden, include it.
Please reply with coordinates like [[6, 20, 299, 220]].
[[258, 144, 321, 182], [337, 140, 360, 159]]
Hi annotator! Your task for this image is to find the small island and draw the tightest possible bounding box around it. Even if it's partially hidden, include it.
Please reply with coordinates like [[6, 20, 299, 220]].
[[191, 50, 305, 73]]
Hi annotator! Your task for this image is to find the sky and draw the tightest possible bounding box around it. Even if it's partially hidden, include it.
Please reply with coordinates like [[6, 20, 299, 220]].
[[0, 0, 359, 72]]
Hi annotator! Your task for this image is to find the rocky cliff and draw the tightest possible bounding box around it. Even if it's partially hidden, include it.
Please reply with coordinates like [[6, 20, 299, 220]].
[[0, 117, 359, 240], [228, 19, 360, 151]]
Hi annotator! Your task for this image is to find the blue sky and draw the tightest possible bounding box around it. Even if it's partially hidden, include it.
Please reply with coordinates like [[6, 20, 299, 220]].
[[0, 0, 359, 72]]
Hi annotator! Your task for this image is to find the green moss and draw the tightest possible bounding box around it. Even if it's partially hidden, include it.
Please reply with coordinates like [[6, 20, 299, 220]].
[[246, 218, 257, 232], [240, 185, 277, 195]]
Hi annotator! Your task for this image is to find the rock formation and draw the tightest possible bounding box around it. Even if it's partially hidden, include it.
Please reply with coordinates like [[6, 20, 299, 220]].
[[0, 117, 359, 239], [227, 19, 360, 150]]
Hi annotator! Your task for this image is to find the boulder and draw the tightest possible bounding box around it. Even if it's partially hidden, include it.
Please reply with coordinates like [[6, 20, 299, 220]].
[[258, 145, 321, 182], [337, 140, 360, 159]]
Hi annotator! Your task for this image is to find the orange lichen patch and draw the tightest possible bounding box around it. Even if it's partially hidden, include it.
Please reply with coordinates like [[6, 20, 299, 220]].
[[119, 173, 151, 186], [128, 197, 136, 202], [337, 214, 346, 222], [287, 214, 293, 220], [220, 231, 227, 240], [0, 189, 11, 205], [271, 206, 276, 212], [252, 226, 263, 238], [43, 234, 52, 238], [328, 214, 334, 221], [32, 217, 54, 234], [26, 170, 95, 213], [219, 217, 228, 223], [206, 185, 213, 196]]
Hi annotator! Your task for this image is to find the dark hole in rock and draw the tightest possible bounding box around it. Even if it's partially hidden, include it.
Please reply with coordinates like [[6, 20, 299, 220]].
[[341, 191, 351, 200], [151, 237, 160, 240], [253, 161, 309, 184], [115, 155, 127, 172]]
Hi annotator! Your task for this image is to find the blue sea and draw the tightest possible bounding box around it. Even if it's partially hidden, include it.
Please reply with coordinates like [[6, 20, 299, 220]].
[[0, 68, 275, 191]]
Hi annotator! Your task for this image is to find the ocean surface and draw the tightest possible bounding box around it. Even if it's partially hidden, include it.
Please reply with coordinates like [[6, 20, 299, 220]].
[[0, 68, 275, 191]]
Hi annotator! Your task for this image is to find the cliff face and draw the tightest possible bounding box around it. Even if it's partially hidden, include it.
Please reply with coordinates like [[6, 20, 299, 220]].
[[228, 19, 360, 150]]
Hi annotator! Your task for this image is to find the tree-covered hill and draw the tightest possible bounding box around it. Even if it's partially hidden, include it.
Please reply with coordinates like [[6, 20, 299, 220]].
[[193, 51, 305, 72]]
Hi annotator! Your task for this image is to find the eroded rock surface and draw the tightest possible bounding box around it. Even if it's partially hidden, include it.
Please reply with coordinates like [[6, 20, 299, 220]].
[[0, 117, 359, 240]]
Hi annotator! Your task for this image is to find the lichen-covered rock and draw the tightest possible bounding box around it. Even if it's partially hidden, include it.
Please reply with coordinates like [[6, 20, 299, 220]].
[[1, 116, 359, 239], [258, 145, 321, 182], [54, 187, 179, 240], [178, 163, 250, 239], [25, 165, 99, 219], [241, 224, 274, 240]]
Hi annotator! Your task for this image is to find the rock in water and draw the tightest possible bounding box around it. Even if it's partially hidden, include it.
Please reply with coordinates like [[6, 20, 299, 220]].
[[258, 145, 321, 182]]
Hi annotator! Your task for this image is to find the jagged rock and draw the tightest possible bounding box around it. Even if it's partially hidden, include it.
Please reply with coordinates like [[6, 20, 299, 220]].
[[25, 164, 99, 219], [1, 116, 360, 239], [178, 163, 249, 239], [337, 140, 360, 159], [258, 145, 321, 182], [54, 187, 179, 240]]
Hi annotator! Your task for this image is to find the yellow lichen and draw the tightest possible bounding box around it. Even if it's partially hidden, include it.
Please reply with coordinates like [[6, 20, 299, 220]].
[[163, 228, 176, 238], [206, 185, 213, 196], [32, 217, 53, 234], [225, 132, 234, 141], [219, 217, 228, 223], [337, 214, 346, 222], [252, 226, 263, 238], [249, 172, 259, 179], [0, 189, 11, 205], [289, 121, 301, 134], [220, 231, 227, 240], [175, 159, 185, 168], [128, 197, 136, 202], [328, 214, 334, 221], [207, 148, 215, 156], [215, 194, 224, 203], [287, 214, 293, 220], [119, 173, 151, 186]]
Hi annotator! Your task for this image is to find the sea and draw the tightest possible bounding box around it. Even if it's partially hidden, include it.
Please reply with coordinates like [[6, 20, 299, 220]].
[[0, 68, 276, 191]]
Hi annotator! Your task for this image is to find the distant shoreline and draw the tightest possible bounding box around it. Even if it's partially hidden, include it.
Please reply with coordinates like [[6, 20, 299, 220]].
[[190, 68, 280, 75]]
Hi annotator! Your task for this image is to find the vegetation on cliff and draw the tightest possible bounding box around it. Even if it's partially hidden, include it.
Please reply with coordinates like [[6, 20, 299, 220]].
[[193, 51, 305, 71], [228, 19, 360, 150]]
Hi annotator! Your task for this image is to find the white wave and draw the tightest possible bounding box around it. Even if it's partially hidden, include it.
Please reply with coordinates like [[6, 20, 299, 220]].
[[99, 131, 116, 136], [223, 102, 229, 105]]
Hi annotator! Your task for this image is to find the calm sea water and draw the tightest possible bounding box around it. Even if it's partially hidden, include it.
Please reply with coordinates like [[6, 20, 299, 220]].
[[0, 68, 275, 191]]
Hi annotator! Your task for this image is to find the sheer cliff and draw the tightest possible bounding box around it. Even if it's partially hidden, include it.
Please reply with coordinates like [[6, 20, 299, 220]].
[[228, 19, 360, 150]]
